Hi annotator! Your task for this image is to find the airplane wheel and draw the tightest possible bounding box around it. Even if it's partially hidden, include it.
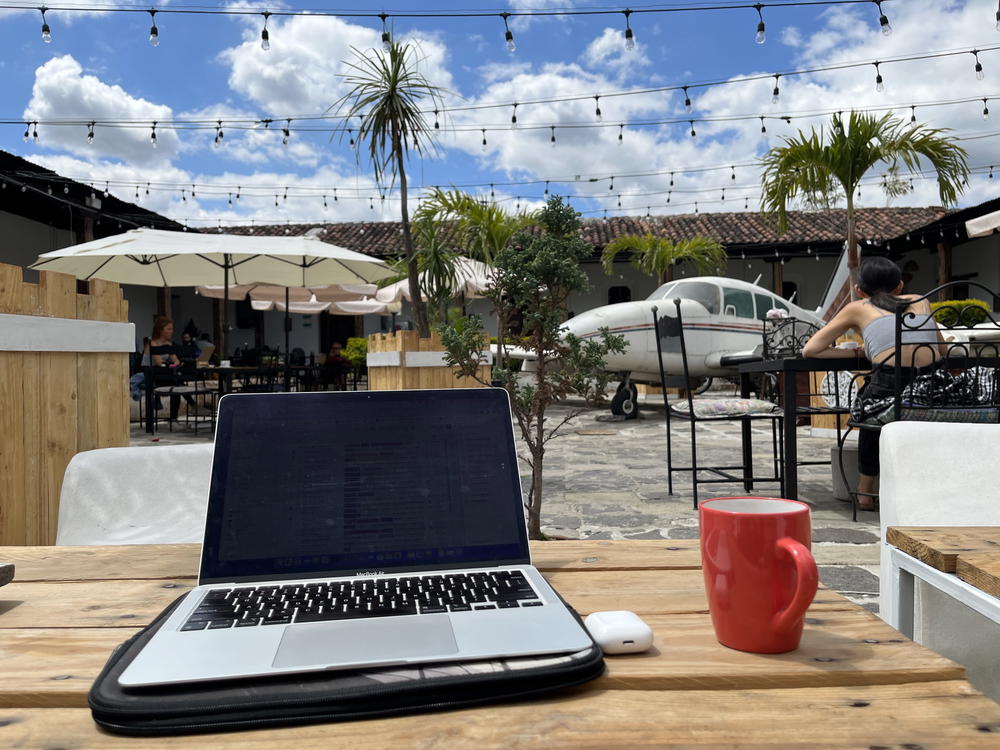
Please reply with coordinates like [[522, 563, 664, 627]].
[[611, 383, 639, 419]]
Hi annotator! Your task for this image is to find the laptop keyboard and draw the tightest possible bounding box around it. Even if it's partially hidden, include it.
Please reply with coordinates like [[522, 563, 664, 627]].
[[179, 571, 543, 631]]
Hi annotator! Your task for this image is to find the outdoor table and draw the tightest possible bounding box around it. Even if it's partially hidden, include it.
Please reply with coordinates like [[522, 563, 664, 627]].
[[739, 356, 870, 500], [198, 365, 260, 398], [2, 540, 1000, 746], [885, 526, 1000, 638]]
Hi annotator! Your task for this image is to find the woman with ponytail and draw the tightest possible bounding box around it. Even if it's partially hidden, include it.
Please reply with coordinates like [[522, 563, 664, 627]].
[[803, 256, 944, 509]]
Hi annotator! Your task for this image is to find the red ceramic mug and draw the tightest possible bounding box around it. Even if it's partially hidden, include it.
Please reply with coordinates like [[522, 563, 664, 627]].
[[699, 497, 818, 654]]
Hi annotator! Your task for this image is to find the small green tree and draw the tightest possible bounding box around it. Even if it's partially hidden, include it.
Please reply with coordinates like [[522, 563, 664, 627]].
[[600, 233, 727, 285], [439, 197, 626, 539]]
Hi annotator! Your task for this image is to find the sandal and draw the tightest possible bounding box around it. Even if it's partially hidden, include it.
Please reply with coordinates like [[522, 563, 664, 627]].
[[854, 491, 879, 511]]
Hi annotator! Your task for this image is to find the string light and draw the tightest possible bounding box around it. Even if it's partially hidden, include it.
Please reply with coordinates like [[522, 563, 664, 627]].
[[214, 120, 224, 146], [594, 96, 602, 121], [380, 13, 390, 52], [39, 6, 51, 43], [501, 12, 515, 53], [744, 196, 749, 210], [544, 180, 549, 196], [689, 120, 696, 137], [730, 166, 736, 181], [86, 121, 94, 144], [550, 126, 556, 146], [669, 172, 674, 187], [150, 121, 157, 148], [771, 74, 780, 103], [282, 118, 291, 145], [874, 61, 884, 92], [333, 187, 337, 202], [510, 103, 518, 129], [148, 9, 158, 46], [996, 1, 1000, 32], [489, 183, 495, 200], [910, 105, 916, 122], [481, 128, 487, 152], [760, 116, 767, 134], [984, 98, 991, 120], [609, 175, 615, 191], [974, 50, 985, 80], [617, 194, 622, 208], [618, 123, 624, 145], [990, 165, 994, 179], [623, 9, 635, 51], [874, 0, 891, 35], [260, 11, 271, 51], [754, 3, 765, 44], [103, 181, 109, 198], [683, 85, 692, 114]]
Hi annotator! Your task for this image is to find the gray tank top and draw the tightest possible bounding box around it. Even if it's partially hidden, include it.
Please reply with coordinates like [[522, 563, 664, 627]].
[[862, 311, 938, 361]]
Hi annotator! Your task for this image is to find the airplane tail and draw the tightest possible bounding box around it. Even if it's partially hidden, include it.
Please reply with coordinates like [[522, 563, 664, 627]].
[[815, 244, 852, 322]]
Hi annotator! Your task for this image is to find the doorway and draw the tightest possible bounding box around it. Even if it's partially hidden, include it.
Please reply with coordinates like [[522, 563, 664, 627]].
[[321, 315, 361, 353]]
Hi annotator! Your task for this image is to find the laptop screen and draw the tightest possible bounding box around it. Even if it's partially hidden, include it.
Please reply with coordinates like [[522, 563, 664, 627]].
[[199, 389, 530, 584]]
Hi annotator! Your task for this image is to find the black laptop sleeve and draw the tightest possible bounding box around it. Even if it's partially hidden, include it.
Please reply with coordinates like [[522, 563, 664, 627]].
[[89, 596, 605, 736]]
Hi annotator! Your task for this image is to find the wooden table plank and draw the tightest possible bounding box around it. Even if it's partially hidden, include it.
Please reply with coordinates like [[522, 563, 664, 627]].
[[3, 682, 998, 748], [0, 572, 853, 629], [956, 553, 1000, 599], [887, 527, 1000, 573], [0, 541, 705, 583], [0, 608, 964, 709]]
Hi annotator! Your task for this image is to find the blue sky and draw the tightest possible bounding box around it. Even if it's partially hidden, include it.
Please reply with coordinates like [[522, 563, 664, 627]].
[[0, 0, 996, 230]]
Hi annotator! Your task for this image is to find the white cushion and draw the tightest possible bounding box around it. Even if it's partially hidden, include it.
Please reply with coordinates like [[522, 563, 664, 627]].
[[56, 444, 213, 546], [670, 397, 779, 419]]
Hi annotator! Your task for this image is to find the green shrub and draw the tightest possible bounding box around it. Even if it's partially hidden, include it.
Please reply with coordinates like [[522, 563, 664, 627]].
[[930, 299, 990, 327], [345, 337, 368, 368]]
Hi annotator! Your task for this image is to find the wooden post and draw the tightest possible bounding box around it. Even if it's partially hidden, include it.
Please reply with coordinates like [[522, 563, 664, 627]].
[[0, 262, 131, 545], [771, 260, 784, 296], [937, 243, 952, 302]]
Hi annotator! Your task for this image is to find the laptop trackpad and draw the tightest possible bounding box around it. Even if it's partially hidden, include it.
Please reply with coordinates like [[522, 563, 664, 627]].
[[272, 615, 459, 668]]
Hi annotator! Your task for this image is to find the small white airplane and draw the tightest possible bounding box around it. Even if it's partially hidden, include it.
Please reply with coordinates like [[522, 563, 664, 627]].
[[521, 275, 828, 418]]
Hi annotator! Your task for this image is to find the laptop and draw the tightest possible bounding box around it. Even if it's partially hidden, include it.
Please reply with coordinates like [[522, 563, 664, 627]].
[[119, 388, 593, 687]]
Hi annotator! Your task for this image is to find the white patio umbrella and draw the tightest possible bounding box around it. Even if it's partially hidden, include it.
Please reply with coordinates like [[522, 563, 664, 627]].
[[250, 298, 401, 315], [30, 228, 393, 356], [375, 257, 492, 303]]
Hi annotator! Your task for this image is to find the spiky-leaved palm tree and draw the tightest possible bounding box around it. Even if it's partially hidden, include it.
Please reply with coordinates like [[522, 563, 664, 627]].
[[600, 233, 727, 285], [760, 111, 969, 281], [333, 40, 444, 337]]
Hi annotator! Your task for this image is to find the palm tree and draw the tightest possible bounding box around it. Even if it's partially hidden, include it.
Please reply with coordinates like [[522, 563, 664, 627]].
[[601, 233, 727, 285], [760, 111, 969, 281], [332, 40, 445, 337]]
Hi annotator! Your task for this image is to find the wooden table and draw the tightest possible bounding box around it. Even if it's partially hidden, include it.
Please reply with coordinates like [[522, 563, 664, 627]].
[[740, 357, 869, 500], [3, 541, 1000, 747], [886, 526, 1000, 637]]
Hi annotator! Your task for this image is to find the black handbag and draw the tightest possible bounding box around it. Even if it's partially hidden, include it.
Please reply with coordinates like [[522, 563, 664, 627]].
[[89, 595, 605, 736]]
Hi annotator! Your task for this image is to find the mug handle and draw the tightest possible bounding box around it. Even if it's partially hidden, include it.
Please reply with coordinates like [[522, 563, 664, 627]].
[[771, 537, 819, 633]]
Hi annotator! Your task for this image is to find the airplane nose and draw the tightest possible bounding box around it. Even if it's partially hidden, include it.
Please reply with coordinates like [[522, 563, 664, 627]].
[[562, 310, 605, 337]]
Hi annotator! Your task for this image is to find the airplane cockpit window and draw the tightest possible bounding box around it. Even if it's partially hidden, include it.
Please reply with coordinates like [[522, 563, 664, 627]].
[[663, 281, 720, 314], [722, 287, 755, 318], [754, 293, 789, 320], [648, 282, 677, 300]]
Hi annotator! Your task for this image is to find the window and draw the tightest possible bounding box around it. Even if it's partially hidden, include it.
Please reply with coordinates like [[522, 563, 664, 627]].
[[722, 287, 755, 318], [753, 293, 772, 321], [608, 286, 632, 304], [669, 281, 720, 314], [648, 282, 676, 300]]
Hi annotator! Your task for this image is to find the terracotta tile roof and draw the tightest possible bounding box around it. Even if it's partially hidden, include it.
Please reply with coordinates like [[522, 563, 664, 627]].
[[221, 206, 950, 259]]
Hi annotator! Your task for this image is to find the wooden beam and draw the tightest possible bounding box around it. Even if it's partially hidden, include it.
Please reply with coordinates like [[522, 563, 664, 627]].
[[937, 242, 952, 301]]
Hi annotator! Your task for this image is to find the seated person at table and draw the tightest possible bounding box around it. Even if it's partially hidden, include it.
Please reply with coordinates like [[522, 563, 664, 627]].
[[322, 341, 352, 390], [176, 331, 201, 373], [148, 316, 201, 419], [801, 257, 943, 508]]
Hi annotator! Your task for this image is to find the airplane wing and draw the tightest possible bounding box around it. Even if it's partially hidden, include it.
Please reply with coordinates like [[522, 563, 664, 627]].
[[491, 343, 537, 361], [708, 347, 763, 369]]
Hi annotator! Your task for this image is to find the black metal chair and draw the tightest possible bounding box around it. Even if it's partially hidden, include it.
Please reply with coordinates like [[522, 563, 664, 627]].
[[653, 300, 784, 509], [837, 281, 1000, 521], [146, 366, 217, 435]]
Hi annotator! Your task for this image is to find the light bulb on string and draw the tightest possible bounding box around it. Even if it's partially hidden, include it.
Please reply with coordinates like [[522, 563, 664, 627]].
[[646, 206, 651, 217], [731, 166, 736, 181], [667, 190, 671, 203], [874, 1, 891, 35], [490, 184, 495, 200], [191, 184, 196, 198], [683, 85, 692, 114], [618, 124, 624, 145], [380, 13, 390, 52], [283, 186, 288, 202], [229, 193, 234, 207], [996, 1, 1000, 32], [214, 120, 224, 146], [501, 12, 515, 52], [369, 196, 374, 210], [103, 181, 109, 198], [760, 116, 767, 134], [544, 180, 549, 197], [991, 166, 995, 179], [609, 175, 615, 191], [148, 10, 159, 46], [669, 172, 674, 187], [86, 122, 95, 145], [260, 11, 271, 51], [874, 62, 884, 92], [623, 9, 635, 51], [689, 120, 696, 138], [274, 194, 278, 207], [322, 194, 327, 209], [771, 74, 780, 104], [694, 201, 699, 215], [510, 103, 518, 129], [39, 7, 51, 43], [910, 105, 916, 123], [984, 99, 991, 120], [150, 121, 157, 148], [720, 188, 726, 202], [481, 129, 487, 152], [31, 122, 38, 143], [744, 196, 749, 210], [617, 194, 622, 208], [333, 188, 337, 202], [974, 50, 985, 80], [282, 119, 291, 145], [754, 3, 766, 44], [23, 123, 30, 142], [433, 110, 440, 130], [145, 183, 150, 196], [550, 126, 556, 147], [594, 96, 602, 121]]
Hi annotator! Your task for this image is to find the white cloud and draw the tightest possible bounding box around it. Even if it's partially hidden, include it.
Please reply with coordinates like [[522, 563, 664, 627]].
[[581, 28, 651, 83], [23, 55, 179, 165], [781, 26, 803, 47]]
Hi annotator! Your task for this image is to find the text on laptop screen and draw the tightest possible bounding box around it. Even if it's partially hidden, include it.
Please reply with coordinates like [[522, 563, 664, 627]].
[[200, 390, 529, 582]]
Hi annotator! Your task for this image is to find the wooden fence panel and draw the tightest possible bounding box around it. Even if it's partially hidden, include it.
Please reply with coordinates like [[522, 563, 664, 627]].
[[366, 331, 490, 391], [0, 262, 131, 545]]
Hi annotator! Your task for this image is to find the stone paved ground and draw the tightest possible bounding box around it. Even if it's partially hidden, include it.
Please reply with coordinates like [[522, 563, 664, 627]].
[[132, 391, 881, 612]]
